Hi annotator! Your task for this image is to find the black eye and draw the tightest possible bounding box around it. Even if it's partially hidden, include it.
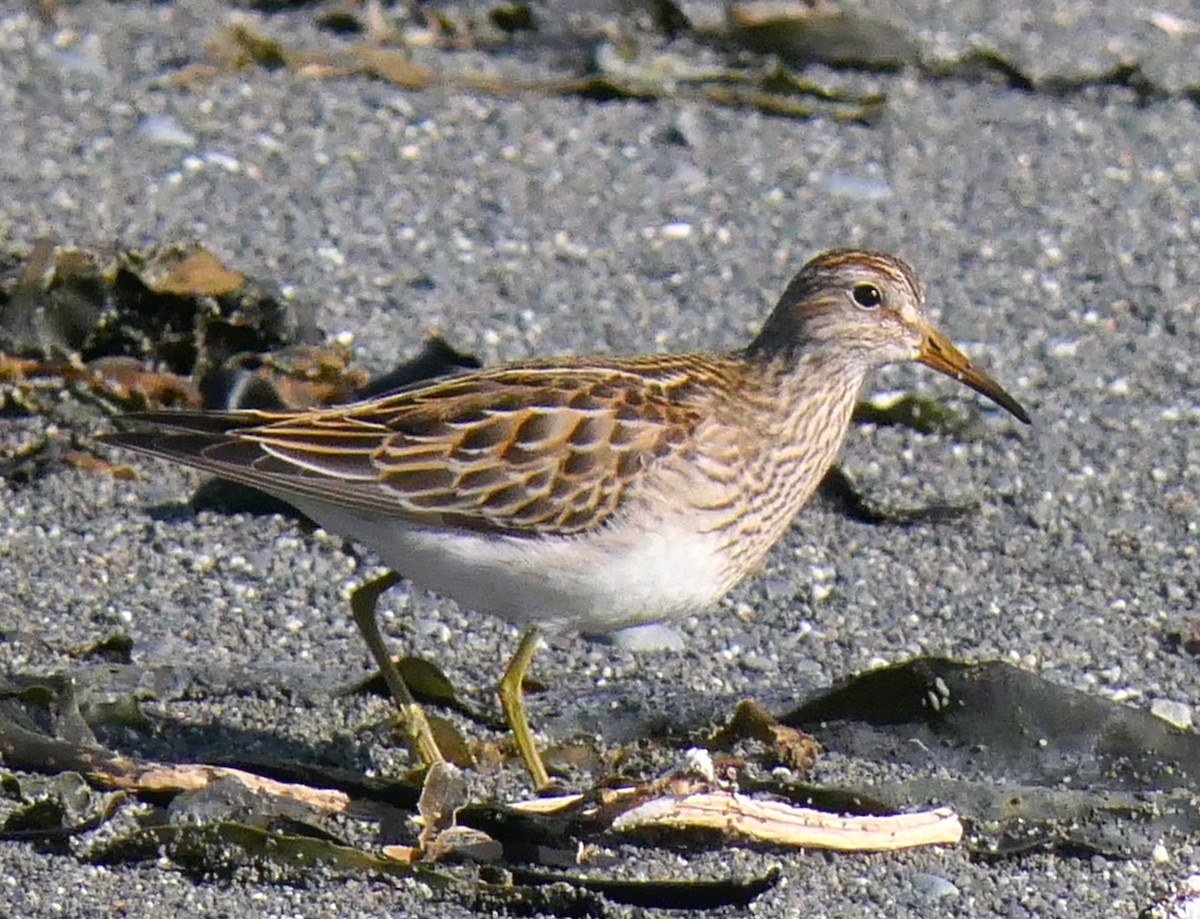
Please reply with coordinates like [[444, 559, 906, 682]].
[[852, 283, 883, 309]]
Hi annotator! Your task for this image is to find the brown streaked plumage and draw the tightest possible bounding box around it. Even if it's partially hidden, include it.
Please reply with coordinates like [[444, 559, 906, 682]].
[[100, 248, 1030, 790]]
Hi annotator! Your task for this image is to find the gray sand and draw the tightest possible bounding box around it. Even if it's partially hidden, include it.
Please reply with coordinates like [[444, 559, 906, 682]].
[[2, 0, 1198, 915]]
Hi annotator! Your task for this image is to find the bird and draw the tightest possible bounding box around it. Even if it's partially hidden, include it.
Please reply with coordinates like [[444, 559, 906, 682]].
[[100, 248, 1030, 790]]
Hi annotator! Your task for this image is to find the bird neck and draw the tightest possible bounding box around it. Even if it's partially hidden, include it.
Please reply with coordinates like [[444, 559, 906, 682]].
[[720, 345, 867, 570], [744, 345, 868, 444]]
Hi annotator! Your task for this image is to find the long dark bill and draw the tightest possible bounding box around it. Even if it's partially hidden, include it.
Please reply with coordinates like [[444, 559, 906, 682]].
[[918, 328, 1031, 424]]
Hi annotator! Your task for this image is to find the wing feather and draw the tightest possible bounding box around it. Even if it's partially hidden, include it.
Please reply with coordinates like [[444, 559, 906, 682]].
[[101, 354, 734, 536]]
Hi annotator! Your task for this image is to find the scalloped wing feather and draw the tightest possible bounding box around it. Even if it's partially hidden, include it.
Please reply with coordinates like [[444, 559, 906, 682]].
[[106, 356, 732, 537]]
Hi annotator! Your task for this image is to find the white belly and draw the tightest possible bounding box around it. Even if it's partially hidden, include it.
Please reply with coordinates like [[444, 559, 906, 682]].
[[290, 500, 731, 634]]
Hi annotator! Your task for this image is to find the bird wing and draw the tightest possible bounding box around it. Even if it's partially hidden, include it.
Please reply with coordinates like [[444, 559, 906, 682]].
[[102, 355, 719, 536]]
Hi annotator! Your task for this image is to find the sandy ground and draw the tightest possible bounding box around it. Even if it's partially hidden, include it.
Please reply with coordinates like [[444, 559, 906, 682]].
[[2, 0, 1199, 915]]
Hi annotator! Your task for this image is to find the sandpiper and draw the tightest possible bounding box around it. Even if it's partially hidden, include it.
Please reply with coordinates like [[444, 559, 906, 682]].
[[101, 249, 1030, 790]]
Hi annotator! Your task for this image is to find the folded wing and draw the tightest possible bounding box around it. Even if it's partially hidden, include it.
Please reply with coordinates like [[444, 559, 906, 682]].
[[102, 358, 709, 537]]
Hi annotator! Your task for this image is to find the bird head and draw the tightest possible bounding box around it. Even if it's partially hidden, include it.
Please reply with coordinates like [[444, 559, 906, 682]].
[[751, 249, 1030, 424]]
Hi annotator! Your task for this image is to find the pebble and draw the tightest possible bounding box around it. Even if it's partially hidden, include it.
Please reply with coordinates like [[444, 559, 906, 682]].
[[1150, 699, 1194, 731], [910, 872, 960, 901]]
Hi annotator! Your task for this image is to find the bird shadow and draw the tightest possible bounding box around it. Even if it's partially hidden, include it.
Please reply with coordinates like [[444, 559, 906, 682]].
[[816, 465, 977, 526]]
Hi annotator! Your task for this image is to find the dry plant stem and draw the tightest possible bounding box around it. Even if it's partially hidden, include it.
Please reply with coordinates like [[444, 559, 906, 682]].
[[612, 793, 963, 851], [350, 571, 446, 768], [102, 762, 353, 814]]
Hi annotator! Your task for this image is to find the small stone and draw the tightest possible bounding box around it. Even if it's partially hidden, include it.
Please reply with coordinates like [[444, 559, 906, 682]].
[[1150, 699, 1193, 731], [660, 221, 692, 240], [823, 172, 894, 201], [606, 623, 686, 652], [138, 114, 196, 147], [910, 872, 959, 901]]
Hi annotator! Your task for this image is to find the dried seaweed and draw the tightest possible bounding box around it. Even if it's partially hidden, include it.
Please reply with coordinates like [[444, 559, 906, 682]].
[[7, 637, 1198, 900], [0, 241, 314, 377], [784, 658, 1200, 857], [189, 23, 885, 123], [707, 699, 820, 771], [722, 3, 921, 70], [185, 0, 1200, 133], [0, 241, 358, 482], [924, 47, 1169, 104], [0, 658, 943, 909]]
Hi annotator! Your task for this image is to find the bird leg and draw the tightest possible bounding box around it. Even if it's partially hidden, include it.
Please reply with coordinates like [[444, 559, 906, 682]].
[[497, 625, 552, 791], [349, 571, 445, 769]]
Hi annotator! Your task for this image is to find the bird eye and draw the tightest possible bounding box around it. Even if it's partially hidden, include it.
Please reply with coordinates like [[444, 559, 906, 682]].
[[852, 283, 883, 309]]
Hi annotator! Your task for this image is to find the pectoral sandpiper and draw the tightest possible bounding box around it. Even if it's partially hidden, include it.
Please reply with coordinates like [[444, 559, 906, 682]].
[[101, 248, 1030, 790]]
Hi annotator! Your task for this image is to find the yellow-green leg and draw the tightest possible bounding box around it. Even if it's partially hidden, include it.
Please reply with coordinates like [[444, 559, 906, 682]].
[[349, 571, 445, 769], [497, 625, 551, 791]]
